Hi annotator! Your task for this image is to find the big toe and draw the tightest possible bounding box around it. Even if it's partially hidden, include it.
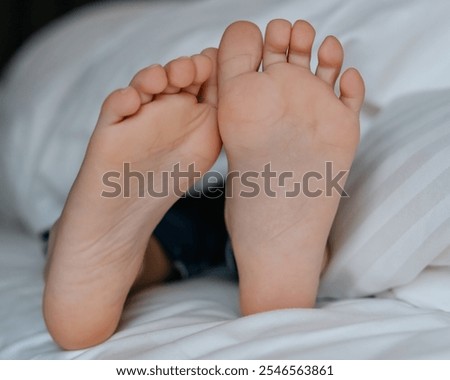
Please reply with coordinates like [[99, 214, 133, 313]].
[[218, 21, 263, 87]]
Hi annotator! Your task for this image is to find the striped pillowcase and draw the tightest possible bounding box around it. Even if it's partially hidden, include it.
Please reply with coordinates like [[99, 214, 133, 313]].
[[319, 89, 450, 299]]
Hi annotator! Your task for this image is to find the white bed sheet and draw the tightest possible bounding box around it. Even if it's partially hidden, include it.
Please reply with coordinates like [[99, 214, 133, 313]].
[[1, 221, 450, 359], [1, 0, 450, 359]]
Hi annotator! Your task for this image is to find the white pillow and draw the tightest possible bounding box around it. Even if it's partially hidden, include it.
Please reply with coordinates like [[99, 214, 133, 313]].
[[387, 267, 450, 312], [2, 0, 450, 233], [319, 89, 450, 300]]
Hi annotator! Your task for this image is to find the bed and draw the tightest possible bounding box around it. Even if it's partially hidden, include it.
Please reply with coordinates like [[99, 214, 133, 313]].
[[0, 0, 449, 359]]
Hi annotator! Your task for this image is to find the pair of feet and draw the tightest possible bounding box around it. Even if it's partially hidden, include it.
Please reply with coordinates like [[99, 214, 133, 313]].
[[43, 20, 364, 349]]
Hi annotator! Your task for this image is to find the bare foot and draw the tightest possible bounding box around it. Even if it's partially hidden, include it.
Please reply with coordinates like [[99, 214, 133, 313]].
[[43, 49, 221, 349], [218, 20, 364, 314]]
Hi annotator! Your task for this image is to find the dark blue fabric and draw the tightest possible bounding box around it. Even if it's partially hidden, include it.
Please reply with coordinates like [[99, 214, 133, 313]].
[[153, 188, 228, 279]]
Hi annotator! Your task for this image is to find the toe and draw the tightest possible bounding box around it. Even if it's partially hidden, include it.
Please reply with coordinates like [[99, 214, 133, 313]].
[[183, 52, 213, 97], [98, 87, 141, 125], [192, 53, 213, 84], [164, 57, 196, 93], [287, 20, 315, 70], [218, 21, 263, 86], [263, 19, 292, 69], [315, 36, 344, 88], [129, 64, 168, 103], [196, 48, 218, 107], [339, 68, 365, 114]]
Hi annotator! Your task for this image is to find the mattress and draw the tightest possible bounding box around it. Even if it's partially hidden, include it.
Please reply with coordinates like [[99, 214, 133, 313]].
[[0, 0, 449, 359]]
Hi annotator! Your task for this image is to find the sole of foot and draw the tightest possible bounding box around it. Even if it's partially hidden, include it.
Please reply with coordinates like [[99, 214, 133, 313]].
[[217, 19, 364, 314], [43, 48, 222, 349]]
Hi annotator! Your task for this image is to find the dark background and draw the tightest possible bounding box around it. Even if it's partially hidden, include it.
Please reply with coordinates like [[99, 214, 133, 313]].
[[0, 0, 107, 74]]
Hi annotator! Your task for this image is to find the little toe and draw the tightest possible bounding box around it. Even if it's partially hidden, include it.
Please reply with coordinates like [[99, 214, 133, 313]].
[[129, 64, 168, 103], [218, 21, 263, 87], [287, 20, 315, 69], [164, 57, 196, 94], [263, 19, 292, 69], [339, 67, 365, 114], [98, 87, 141, 125], [183, 53, 213, 97], [315, 35, 344, 88]]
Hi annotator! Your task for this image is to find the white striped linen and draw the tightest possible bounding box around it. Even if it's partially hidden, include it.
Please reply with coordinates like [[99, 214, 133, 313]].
[[320, 89, 450, 302], [0, 0, 449, 307]]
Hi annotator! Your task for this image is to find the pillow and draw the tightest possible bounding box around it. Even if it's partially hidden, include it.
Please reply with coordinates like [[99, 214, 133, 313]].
[[319, 89, 450, 300], [387, 266, 450, 312], [2, 0, 450, 233]]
